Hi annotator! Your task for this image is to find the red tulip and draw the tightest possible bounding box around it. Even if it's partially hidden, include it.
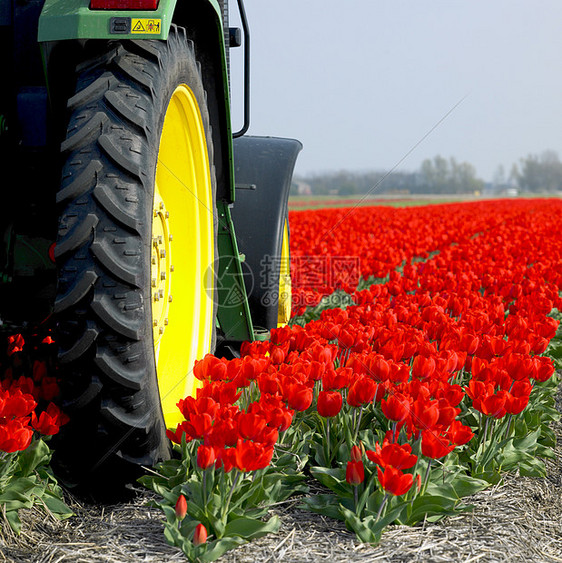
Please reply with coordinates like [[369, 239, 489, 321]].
[[533, 356, 555, 382], [7, 333, 24, 356], [446, 419, 474, 446], [193, 523, 207, 546], [267, 406, 293, 431], [366, 441, 417, 470], [0, 418, 33, 453], [479, 391, 507, 419], [350, 444, 363, 462], [377, 465, 414, 496], [412, 354, 436, 379], [410, 397, 440, 432], [0, 389, 36, 419], [197, 444, 216, 469], [347, 376, 377, 407], [317, 390, 343, 418], [421, 430, 455, 459], [285, 382, 313, 412], [234, 440, 274, 472], [237, 412, 267, 441], [175, 495, 187, 520], [346, 460, 365, 485], [31, 403, 69, 436], [381, 392, 410, 422]]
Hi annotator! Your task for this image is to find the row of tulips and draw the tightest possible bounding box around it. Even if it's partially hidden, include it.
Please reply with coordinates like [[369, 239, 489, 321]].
[[0, 332, 72, 533], [287, 197, 415, 209], [142, 198, 562, 561], [288, 198, 562, 312]]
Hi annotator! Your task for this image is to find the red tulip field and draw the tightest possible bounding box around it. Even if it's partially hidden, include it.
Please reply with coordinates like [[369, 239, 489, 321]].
[[1, 197, 561, 562], [143, 198, 562, 560]]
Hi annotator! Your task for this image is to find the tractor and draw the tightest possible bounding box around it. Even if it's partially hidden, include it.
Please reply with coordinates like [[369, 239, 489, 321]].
[[0, 0, 301, 495]]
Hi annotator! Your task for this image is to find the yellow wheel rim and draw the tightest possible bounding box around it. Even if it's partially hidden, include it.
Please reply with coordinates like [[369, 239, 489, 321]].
[[277, 219, 292, 327], [153, 85, 215, 429]]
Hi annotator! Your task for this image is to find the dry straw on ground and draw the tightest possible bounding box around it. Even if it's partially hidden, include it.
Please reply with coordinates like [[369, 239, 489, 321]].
[[1, 389, 561, 563]]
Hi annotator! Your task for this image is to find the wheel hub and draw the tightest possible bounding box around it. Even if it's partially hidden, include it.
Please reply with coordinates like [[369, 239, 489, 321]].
[[151, 192, 172, 348]]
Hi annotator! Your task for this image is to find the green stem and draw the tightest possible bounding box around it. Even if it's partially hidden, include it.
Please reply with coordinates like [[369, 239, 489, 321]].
[[353, 406, 364, 443], [504, 414, 513, 440], [202, 469, 207, 507], [222, 470, 242, 522], [326, 418, 331, 464], [375, 493, 389, 522], [421, 459, 432, 495]]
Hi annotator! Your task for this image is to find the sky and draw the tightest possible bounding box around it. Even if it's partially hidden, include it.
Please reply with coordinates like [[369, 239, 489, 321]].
[[229, 1, 562, 183]]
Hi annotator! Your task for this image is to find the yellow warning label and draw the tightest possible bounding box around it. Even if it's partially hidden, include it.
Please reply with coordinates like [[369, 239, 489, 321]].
[[131, 19, 162, 34]]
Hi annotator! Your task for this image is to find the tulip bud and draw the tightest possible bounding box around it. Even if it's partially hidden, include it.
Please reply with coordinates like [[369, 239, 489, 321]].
[[193, 523, 208, 546], [350, 444, 363, 462], [175, 494, 187, 520], [345, 460, 364, 485]]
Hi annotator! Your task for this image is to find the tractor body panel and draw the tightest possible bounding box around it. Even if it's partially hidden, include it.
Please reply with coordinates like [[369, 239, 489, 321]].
[[38, 0, 177, 41]]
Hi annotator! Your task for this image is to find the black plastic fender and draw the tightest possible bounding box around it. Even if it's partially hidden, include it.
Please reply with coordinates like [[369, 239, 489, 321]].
[[230, 135, 302, 331]]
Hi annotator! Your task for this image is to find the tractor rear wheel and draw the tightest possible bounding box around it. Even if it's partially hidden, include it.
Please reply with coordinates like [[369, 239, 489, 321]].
[[52, 26, 217, 495]]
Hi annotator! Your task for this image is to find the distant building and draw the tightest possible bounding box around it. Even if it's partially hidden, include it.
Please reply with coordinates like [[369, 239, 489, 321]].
[[293, 181, 312, 195]]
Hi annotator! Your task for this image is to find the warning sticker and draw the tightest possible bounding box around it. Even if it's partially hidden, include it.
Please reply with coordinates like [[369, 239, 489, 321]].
[[131, 19, 162, 34]]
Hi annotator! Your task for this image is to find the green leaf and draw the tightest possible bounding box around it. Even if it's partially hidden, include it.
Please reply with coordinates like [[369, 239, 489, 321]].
[[448, 474, 490, 499], [471, 469, 502, 485], [224, 515, 280, 540], [42, 492, 74, 519], [0, 476, 37, 497], [339, 502, 405, 545], [4, 509, 22, 534], [309, 466, 351, 497], [518, 457, 547, 478], [300, 493, 347, 521], [16, 439, 51, 477], [403, 494, 462, 525], [198, 536, 246, 562], [338, 506, 380, 544]]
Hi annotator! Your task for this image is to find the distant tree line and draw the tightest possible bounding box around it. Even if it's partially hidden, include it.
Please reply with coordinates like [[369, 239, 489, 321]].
[[512, 150, 562, 193], [293, 150, 562, 196]]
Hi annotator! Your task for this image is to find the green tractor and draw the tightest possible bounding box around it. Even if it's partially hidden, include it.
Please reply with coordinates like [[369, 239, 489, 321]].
[[0, 0, 301, 495]]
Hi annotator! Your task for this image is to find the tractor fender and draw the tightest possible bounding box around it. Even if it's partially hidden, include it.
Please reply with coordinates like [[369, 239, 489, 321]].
[[230, 135, 302, 331]]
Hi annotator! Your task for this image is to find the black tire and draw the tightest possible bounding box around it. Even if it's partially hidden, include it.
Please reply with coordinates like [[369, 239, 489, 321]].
[[51, 26, 217, 496]]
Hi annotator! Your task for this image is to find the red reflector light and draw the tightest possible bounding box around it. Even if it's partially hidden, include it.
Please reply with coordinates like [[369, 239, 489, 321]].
[[90, 0, 159, 10], [48, 242, 56, 263]]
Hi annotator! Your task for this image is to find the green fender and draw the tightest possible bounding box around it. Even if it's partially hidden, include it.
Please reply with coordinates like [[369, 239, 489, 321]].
[[38, 0, 221, 42]]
